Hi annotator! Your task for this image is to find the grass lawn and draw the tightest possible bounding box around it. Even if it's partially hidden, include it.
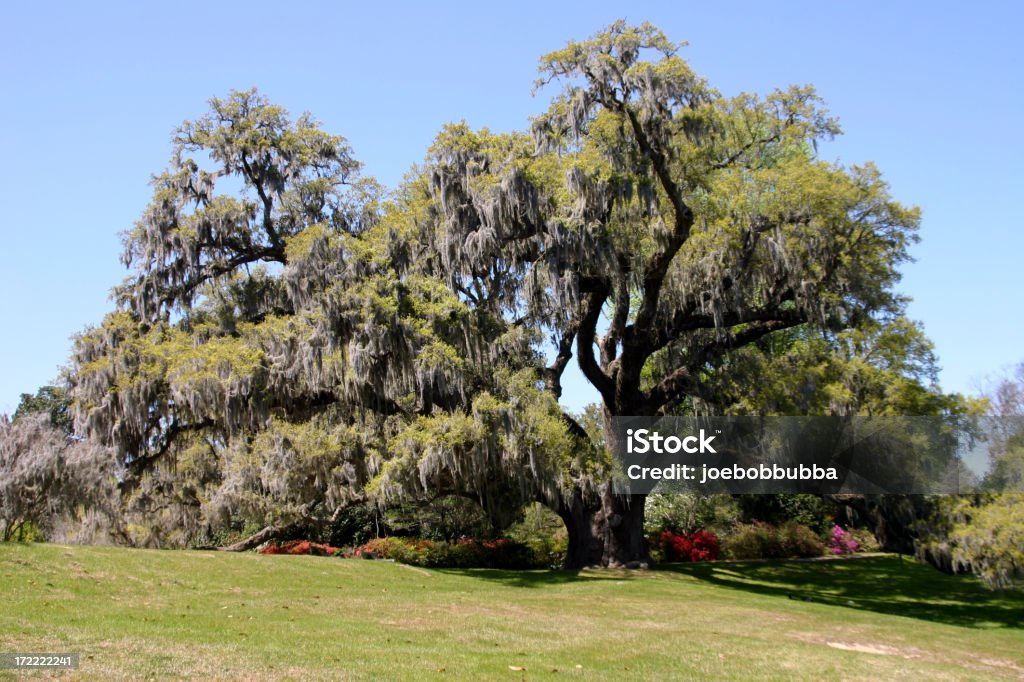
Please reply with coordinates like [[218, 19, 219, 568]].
[[1, 543, 1022, 680]]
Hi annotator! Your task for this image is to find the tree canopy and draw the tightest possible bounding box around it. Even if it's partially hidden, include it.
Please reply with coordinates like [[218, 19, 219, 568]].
[[51, 22, 958, 565], [68, 89, 578, 548]]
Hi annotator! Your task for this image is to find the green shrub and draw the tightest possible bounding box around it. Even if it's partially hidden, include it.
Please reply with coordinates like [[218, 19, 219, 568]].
[[849, 527, 880, 553], [645, 493, 740, 536], [505, 503, 568, 568], [736, 494, 836, 535], [355, 536, 540, 569], [779, 521, 826, 557], [721, 521, 824, 560]]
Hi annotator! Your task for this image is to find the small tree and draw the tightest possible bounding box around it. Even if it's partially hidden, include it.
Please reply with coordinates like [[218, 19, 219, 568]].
[[0, 411, 116, 542]]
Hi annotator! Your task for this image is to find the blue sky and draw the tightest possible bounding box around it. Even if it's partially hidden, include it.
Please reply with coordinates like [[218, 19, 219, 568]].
[[1, 1, 1021, 415]]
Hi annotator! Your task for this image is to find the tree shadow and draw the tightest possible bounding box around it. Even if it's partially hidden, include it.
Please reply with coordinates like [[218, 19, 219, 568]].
[[431, 566, 629, 588], [661, 556, 1024, 629]]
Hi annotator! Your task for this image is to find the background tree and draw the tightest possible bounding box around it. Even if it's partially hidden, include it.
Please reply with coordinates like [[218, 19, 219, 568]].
[[917, 364, 1024, 588], [0, 407, 116, 543], [13, 385, 73, 433], [423, 22, 921, 566]]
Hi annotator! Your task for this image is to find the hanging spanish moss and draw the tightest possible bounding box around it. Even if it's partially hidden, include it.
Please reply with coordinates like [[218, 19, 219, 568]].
[[56, 24, 924, 566]]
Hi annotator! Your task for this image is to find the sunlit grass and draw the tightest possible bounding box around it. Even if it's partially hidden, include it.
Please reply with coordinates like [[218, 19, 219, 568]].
[[1, 544, 1021, 680]]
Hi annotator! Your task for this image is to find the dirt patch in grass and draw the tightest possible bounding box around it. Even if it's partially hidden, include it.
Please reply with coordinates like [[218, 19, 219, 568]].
[[790, 631, 1024, 680]]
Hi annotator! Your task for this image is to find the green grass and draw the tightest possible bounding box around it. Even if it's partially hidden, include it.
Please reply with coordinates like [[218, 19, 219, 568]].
[[1, 544, 1022, 680]]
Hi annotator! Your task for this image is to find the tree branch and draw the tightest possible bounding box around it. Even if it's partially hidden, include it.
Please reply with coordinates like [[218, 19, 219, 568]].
[[544, 323, 578, 399], [577, 285, 616, 406], [622, 107, 695, 336], [600, 273, 630, 365]]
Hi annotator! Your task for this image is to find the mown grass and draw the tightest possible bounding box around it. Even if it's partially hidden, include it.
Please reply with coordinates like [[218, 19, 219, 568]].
[[1, 544, 1022, 680]]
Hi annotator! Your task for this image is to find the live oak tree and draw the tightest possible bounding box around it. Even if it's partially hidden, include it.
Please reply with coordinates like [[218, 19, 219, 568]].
[[68, 90, 574, 548], [423, 22, 921, 566], [67, 23, 928, 566]]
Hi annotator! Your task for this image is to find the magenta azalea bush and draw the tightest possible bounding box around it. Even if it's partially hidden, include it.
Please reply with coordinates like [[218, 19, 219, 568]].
[[830, 524, 860, 555]]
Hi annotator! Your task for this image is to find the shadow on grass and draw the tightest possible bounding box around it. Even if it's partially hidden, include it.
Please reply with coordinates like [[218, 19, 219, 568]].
[[430, 567, 623, 588], [661, 556, 1024, 629]]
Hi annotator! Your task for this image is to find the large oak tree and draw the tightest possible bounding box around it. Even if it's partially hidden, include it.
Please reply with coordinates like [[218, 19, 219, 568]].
[[422, 22, 920, 565], [67, 23, 927, 566]]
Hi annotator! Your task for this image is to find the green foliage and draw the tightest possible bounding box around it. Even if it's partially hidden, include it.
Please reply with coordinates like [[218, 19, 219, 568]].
[[378, 495, 495, 543], [947, 496, 1024, 589], [56, 24, 957, 567], [913, 364, 1024, 589], [721, 521, 825, 560], [736, 494, 837, 536], [506, 502, 569, 567], [66, 89, 577, 548], [644, 493, 739, 536], [14, 385, 72, 433], [927, 495, 1024, 590]]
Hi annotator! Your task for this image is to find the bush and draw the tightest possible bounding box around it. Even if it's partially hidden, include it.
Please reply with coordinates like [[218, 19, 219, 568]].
[[260, 539, 343, 556], [358, 537, 435, 564], [353, 536, 540, 569], [645, 493, 739, 536], [780, 521, 826, 557], [721, 521, 824, 560], [505, 503, 568, 568], [259, 534, 542, 569], [945, 495, 1024, 590], [379, 496, 494, 543], [652, 530, 720, 563], [722, 522, 779, 560], [849, 527, 880, 553], [829, 525, 860, 555], [736, 494, 837, 536]]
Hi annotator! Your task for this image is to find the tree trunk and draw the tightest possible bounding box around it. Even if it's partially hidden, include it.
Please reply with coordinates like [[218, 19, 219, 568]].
[[558, 487, 650, 569], [218, 523, 291, 552]]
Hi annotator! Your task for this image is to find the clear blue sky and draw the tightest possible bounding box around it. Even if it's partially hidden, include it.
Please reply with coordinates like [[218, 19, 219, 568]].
[[1, 1, 1021, 416]]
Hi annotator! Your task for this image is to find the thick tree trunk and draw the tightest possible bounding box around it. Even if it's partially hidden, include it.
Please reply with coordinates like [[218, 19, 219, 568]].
[[558, 487, 650, 569], [557, 490, 604, 568]]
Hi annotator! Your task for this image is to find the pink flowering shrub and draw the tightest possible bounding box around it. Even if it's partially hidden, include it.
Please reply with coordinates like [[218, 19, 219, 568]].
[[830, 525, 860, 555]]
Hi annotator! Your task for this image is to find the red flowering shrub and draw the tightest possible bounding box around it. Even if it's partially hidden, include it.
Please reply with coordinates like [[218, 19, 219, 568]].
[[656, 530, 720, 562], [258, 539, 343, 556], [687, 530, 720, 561], [260, 535, 539, 568]]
